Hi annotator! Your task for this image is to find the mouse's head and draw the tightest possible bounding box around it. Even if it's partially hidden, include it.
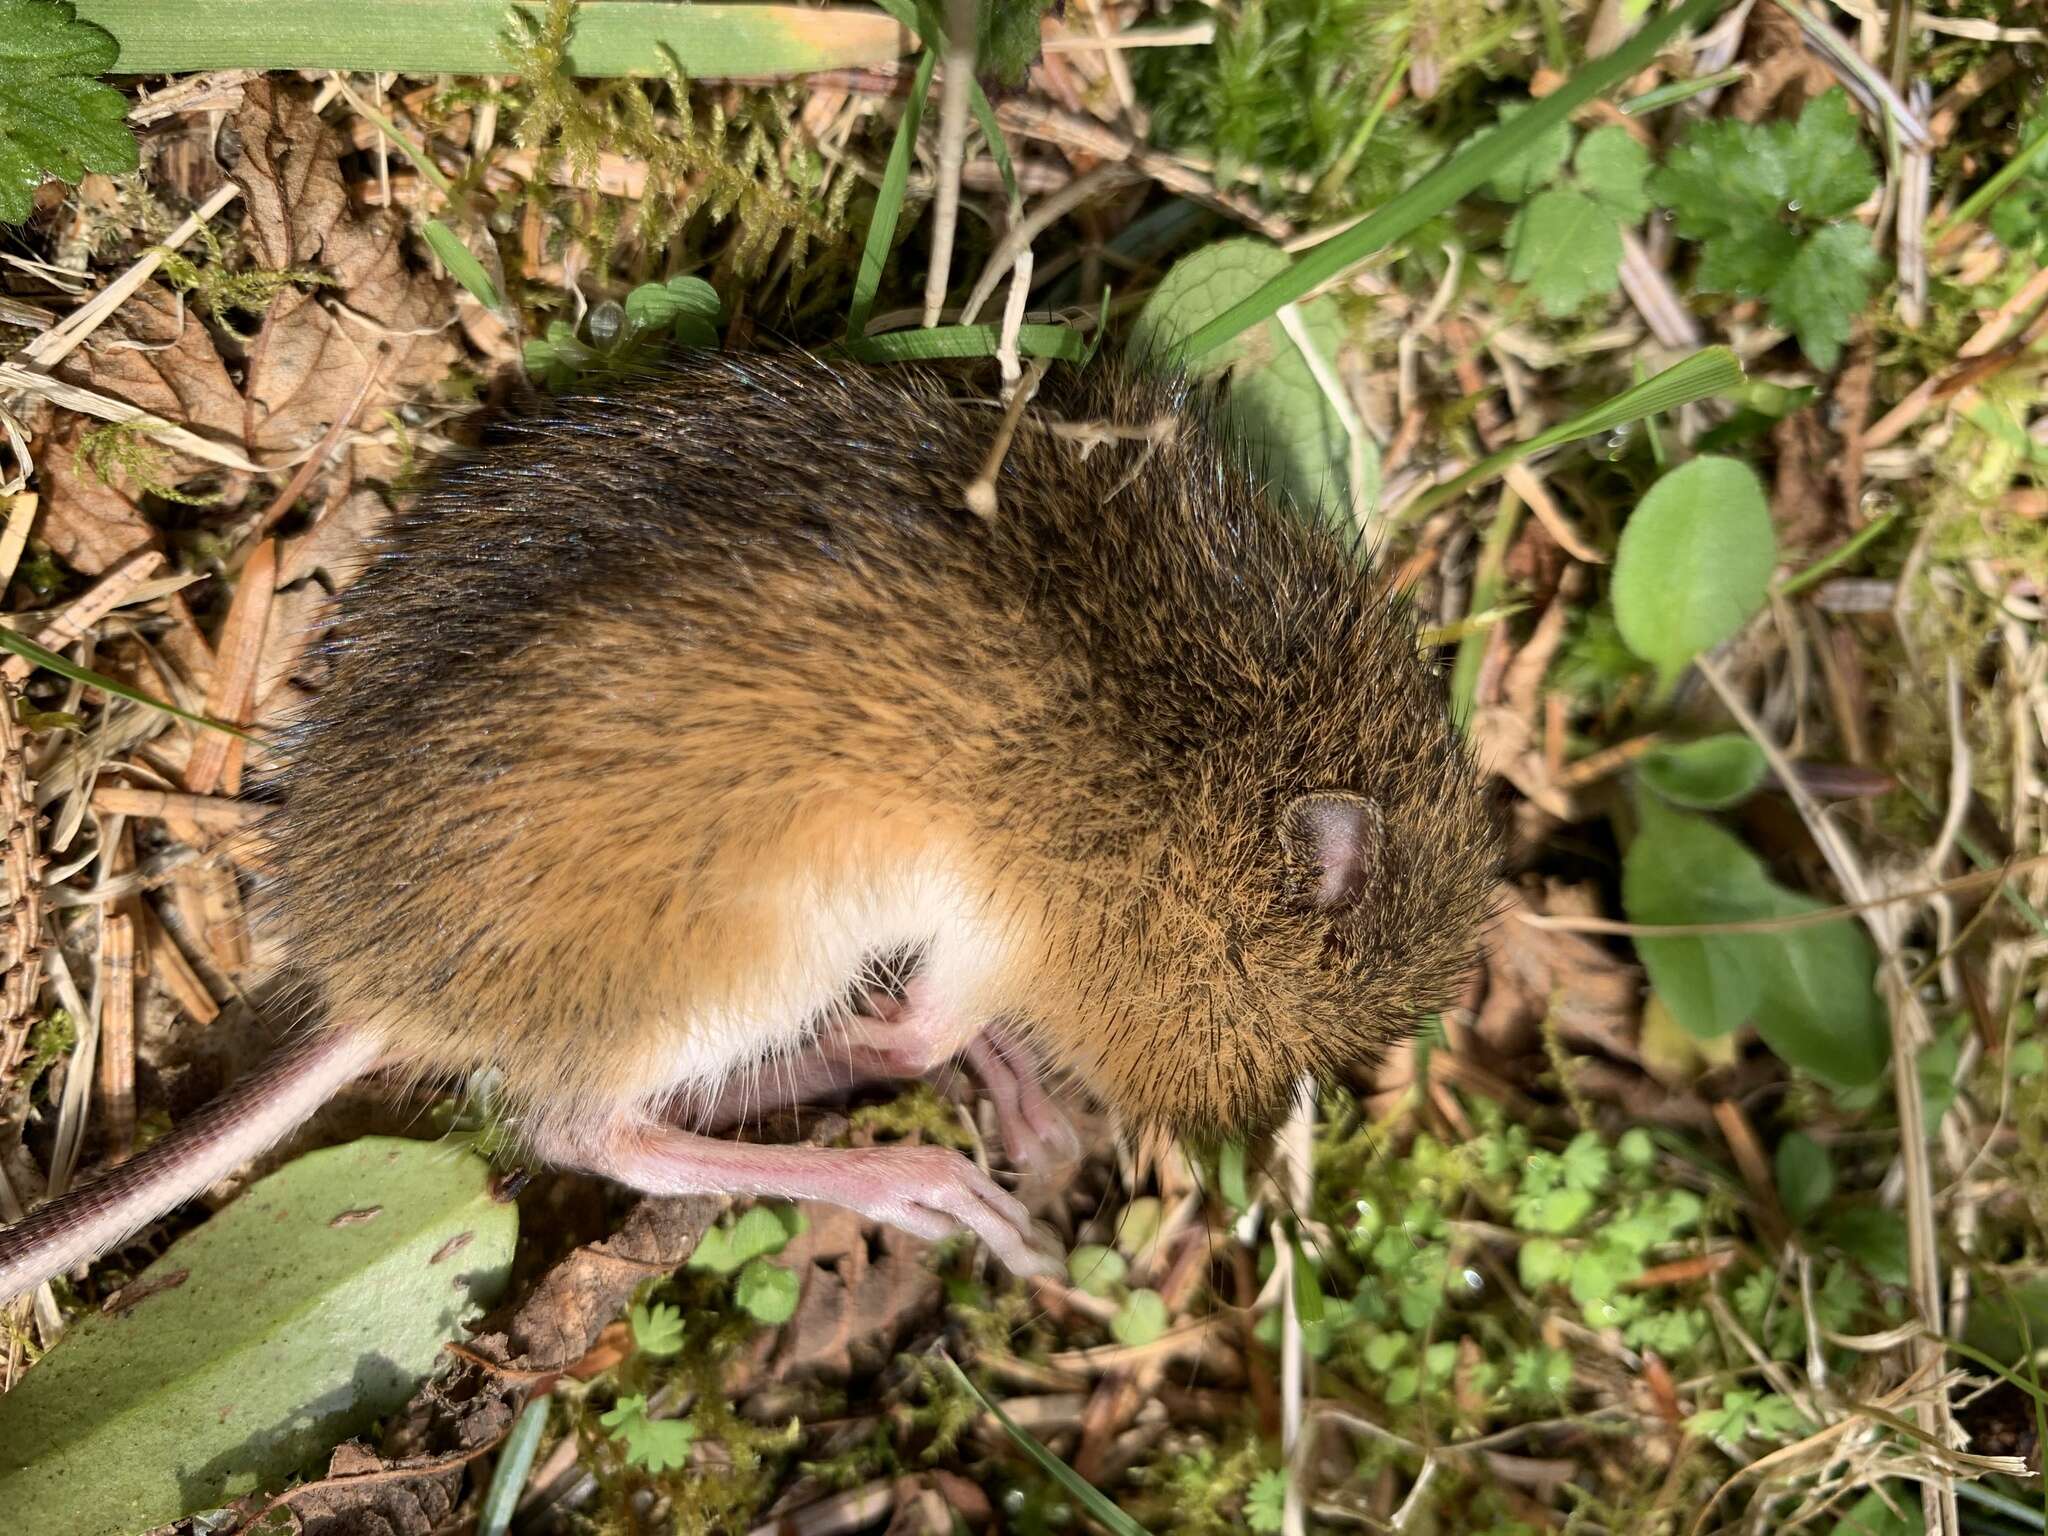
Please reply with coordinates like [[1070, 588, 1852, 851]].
[[1002, 384, 1501, 1146], [1081, 725, 1499, 1148]]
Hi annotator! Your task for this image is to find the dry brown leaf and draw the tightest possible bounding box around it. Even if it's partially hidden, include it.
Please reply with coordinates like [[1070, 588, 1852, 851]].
[[745, 1204, 943, 1384], [278, 486, 388, 590], [227, 81, 457, 460], [52, 283, 245, 455], [32, 426, 156, 576], [1474, 883, 1640, 1061]]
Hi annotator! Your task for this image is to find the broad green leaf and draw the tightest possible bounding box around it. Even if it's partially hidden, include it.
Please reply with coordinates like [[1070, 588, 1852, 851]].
[[0, 1137, 515, 1536], [623, 273, 722, 347], [1612, 455, 1774, 690], [1823, 1204, 1910, 1287], [1110, 1288, 1169, 1347], [1133, 237, 1368, 526], [1623, 798, 1769, 1038], [1964, 1277, 2048, 1365], [1774, 1131, 1834, 1226], [1624, 799, 1885, 1084], [0, 0, 138, 225], [1637, 734, 1769, 809], [735, 1257, 799, 1325], [1508, 187, 1625, 316], [1113, 1196, 1164, 1261]]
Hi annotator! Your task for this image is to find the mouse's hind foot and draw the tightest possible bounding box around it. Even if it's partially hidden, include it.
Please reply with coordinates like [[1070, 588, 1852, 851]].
[[532, 1117, 1063, 1279]]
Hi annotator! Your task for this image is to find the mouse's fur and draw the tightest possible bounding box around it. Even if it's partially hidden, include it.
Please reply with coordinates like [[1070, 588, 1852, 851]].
[[0, 353, 1497, 1301], [270, 352, 1496, 1144]]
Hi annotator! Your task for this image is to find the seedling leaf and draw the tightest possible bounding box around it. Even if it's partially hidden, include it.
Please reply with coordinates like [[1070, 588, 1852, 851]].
[[1110, 1287, 1169, 1347], [0, 0, 138, 225], [735, 1257, 799, 1325], [600, 1394, 697, 1473]]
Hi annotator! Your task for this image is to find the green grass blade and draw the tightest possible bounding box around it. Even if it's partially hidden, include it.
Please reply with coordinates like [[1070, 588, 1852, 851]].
[[1178, 0, 1731, 360], [422, 220, 504, 311], [1404, 346, 1745, 522], [479, 1393, 551, 1536], [72, 1, 909, 77], [844, 323, 1088, 363], [847, 45, 940, 340], [940, 1356, 1154, 1536], [0, 627, 258, 741]]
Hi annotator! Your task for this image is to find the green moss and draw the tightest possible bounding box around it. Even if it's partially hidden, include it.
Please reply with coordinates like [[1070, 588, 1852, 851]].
[[503, 0, 854, 300], [75, 422, 223, 507]]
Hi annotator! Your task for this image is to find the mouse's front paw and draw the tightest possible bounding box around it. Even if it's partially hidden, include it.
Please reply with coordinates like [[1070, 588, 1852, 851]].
[[854, 1144, 1064, 1279]]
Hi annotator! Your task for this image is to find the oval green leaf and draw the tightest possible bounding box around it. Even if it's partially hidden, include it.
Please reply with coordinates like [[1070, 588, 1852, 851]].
[[0, 1136, 516, 1536], [1612, 455, 1775, 691], [1623, 796, 1886, 1087], [1773, 1131, 1834, 1227], [1132, 237, 1372, 529], [1637, 733, 1769, 809]]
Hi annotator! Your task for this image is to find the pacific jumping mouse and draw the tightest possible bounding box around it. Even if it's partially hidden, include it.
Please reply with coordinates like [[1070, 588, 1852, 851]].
[[0, 353, 1496, 1297]]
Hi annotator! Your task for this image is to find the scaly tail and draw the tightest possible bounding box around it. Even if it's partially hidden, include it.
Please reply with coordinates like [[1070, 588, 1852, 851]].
[[0, 1027, 382, 1304]]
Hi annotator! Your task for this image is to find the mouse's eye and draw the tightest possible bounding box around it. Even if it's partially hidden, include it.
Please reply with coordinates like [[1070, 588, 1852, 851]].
[[1279, 791, 1382, 912]]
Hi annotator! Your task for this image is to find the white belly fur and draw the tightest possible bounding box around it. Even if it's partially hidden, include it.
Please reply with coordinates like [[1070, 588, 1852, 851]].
[[648, 856, 1016, 1118]]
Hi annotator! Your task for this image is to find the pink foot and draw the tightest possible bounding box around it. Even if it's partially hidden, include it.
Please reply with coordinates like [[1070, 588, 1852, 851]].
[[532, 1117, 1063, 1278], [963, 1029, 1082, 1170]]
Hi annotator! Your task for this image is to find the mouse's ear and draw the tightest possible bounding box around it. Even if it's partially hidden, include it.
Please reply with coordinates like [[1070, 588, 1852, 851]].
[[1281, 792, 1383, 912]]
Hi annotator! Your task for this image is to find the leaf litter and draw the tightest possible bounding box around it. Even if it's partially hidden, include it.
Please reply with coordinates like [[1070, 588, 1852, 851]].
[[0, 2, 2043, 1533]]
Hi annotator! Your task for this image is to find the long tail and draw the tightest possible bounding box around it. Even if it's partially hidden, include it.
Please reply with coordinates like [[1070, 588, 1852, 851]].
[[0, 1026, 382, 1304]]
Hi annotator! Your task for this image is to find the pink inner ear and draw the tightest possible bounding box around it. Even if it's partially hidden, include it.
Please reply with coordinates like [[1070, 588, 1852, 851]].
[[1292, 794, 1382, 910]]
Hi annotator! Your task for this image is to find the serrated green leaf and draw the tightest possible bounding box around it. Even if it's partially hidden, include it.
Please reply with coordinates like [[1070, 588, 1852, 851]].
[[1774, 1132, 1834, 1227], [1777, 91, 1881, 221], [1133, 237, 1368, 525], [1481, 101, 1574, 200], [1518, 1236, 1571, 1290], [629, 1301, 685, 1358], [1612, 455, 1774, 690], [1767, 220, 1881, 371], [600, 1395, 696, 1473], [1110, 1288, 1169, 1347], [1575, 125, 1652, 220], [688, 1204, 798, 1275], [1637, 734, 1769, 809], [1244, 1469, 1288, 1534], [0, 1137, 515, 1536], [0, 0, 138, 225], [735, 1257, 799, 1325], [1509, 187, 1625, 316]]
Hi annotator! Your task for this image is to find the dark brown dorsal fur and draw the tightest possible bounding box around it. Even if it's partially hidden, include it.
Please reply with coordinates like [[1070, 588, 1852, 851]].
[[263, 353, 1499, 1143]]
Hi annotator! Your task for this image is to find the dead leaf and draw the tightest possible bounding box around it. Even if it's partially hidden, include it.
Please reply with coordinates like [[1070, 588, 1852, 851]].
[[742, 1204, 944, 1384], [52, 282, 244, 456], [278, 486, 389, 590], [227, 81, 457, 460], [1475, 883, 1640, 1061], [33, 426, 155, 576], [1771, 409, 1839, 552]]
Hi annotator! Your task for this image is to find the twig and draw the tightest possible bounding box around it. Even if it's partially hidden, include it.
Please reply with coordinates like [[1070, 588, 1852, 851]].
[[1696, 653, 1960, 1536], [15, 183, 243, 373], [922, 0, 978, 329], [958, 164, 1136, 326]]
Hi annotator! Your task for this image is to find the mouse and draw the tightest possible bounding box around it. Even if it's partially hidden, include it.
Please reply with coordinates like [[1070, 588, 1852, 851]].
[[0, 351, 1498, 1302]]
